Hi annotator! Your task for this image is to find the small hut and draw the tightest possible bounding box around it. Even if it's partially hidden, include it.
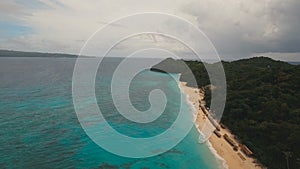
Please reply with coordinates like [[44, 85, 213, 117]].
[[224, 134, 238, 151], [214, 130, 222, 138], [240, 145, 253, 156]]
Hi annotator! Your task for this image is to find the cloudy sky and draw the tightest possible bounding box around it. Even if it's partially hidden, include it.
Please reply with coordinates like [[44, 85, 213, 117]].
[[0, 0, 300, 61]]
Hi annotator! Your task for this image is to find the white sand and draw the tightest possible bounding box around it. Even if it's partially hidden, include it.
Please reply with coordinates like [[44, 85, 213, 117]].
[[179, 82, 264, 169]]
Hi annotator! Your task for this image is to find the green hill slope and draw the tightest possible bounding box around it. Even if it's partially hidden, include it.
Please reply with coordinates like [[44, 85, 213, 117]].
[[152, 57, 300, 169]]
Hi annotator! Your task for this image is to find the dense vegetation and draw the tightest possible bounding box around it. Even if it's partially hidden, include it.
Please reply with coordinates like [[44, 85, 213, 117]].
[[152, 57, 300, 169]]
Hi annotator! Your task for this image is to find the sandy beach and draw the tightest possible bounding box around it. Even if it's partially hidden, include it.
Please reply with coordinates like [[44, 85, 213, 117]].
[[179, 82, 264, 169]]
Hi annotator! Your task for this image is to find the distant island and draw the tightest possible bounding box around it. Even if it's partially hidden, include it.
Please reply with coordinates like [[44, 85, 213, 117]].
[[0, 50, 78, 58], [151, 57, 300, 169]]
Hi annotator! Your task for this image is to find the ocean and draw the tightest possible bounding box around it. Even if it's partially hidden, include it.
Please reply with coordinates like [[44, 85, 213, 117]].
[[0, 57, 224, 169]]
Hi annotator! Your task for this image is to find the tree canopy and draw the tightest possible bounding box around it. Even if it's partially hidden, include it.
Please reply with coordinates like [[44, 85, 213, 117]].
[[152, 57, 300, 169]]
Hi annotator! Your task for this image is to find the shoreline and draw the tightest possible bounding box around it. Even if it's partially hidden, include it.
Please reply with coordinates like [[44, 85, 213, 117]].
[[179, 81, 264, 169]]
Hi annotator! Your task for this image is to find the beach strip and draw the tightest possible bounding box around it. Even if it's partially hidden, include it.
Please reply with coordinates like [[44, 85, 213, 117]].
[[179, 81, 264, 169]]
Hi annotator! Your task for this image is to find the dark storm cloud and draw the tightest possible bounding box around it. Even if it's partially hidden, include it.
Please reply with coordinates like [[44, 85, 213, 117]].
[[0, 0, 299, 61], [181, 0, 300, 59]]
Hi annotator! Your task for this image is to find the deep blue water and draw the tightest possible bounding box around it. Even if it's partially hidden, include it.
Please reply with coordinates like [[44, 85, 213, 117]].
[[0, 57, 223, 169]]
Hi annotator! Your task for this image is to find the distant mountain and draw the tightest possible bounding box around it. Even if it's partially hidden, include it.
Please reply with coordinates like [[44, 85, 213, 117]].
[[150, 58, 185, 73], [152, 56, 300, 169], [0, 50, 78, 58], [151, 58, 209, 87]]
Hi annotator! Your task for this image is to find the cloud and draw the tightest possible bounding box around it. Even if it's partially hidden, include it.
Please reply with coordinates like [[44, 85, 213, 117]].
[[0, 0, 299, 61], [0, 1, 28, 21], [181, 0, 300, 60]]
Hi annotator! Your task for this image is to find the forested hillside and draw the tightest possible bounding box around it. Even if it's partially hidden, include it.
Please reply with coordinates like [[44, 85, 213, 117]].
[[152, 57, 300, 169]]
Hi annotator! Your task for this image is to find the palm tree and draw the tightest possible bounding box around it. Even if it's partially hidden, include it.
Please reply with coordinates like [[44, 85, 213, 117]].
[[283, 151, 292, 169]]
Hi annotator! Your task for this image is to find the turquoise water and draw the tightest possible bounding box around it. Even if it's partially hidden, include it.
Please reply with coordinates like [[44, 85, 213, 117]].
[[0, 57, 223, 169]]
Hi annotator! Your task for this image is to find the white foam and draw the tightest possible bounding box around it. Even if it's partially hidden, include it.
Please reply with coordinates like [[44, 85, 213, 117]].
[[205, 138, 229, 169], [178, 80, 229, 169], [178, 82, 198, 120]]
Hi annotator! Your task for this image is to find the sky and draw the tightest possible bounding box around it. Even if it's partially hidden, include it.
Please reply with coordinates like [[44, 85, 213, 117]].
[[0, 0, 300, 61]]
